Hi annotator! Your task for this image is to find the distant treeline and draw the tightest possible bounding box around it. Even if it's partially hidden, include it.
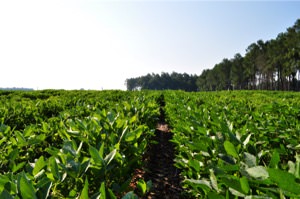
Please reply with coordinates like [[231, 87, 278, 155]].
[[126, 19, 300, 91], [126, 72, 198, 91], [0, 87, 34, 91]]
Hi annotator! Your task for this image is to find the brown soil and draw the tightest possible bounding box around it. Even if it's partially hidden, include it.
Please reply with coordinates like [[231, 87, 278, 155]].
[[142, 123, 183, 199], [129, 95, 185, 198]]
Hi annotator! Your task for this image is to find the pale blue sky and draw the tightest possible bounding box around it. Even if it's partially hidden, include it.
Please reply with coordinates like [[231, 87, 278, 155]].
[[0, 1, 299, 90]]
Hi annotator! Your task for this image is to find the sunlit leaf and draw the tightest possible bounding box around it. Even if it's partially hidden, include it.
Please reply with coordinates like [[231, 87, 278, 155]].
[[209, 169, 219, 192], [49, 157, 60, 181], [137, 179, 147, 195], [224, 141, 239, 158], [12, 161, 26, 173], [18, 172, 37, 199], [268, 168, 300, 194], [104, 149, 117, 166], [107, 188, 117, 199], [100, 182, 106, 199], [188, 159, 200, 172], [89, 145, 104, 166], [80, 178, 89, 199], [33, 156, 46, 176], [243, 133, 252, 147], [246, 166, 269, 180]]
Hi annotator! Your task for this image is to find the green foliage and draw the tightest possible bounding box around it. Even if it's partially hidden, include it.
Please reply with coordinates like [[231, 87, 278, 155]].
[[165, 90, 300, 198], [196, 19, 300, 91], [0, 90, 160, 198], [1, 90, 300, 198]]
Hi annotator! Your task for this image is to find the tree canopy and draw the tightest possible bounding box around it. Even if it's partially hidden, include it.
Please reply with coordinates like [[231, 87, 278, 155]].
[[197, 19, 300, 91], [126, 72, 198, 91], [126, 19, 300, 91]]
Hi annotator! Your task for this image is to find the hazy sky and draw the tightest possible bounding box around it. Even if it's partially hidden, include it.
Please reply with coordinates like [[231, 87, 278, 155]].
[[0, 1, 299, 90]]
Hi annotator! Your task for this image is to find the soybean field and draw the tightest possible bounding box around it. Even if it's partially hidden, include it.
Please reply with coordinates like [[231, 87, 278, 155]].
[[0, 90, 300, 198]]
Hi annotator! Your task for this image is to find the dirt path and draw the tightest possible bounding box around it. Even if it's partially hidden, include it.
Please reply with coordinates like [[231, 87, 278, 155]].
[[142, 95, 183, 199], [143, 125, 182, 198]]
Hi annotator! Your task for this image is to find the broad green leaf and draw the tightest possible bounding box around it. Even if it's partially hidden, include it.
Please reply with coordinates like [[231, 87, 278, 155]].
[[12, 161, 26, 173], [10, 137, 17, 145], [89, 145, 104, 166], [240, 176, 250, 194], [208, 192, 225, 199], [33, 156, 46, 176], [269, 151, 280, 168], [69, 189, 77, 198], [226, 190, 229, 199], [137, 179, 147, 195], [99, 142, 104, 158], [246, 166, 269, 180], [28, 134, 46, 145], [124, 127, 144, 142], [224, 141, 239, 158], [46, 173, 55, 181], [18, 172, 37, 199], [45, 147, 60, 157], [15, 131, 27, 145], [107, 188, 117, 199], [221, 177, 244, 194], [129, 115, 137, 124], [0, 175, 10, 192], [104, 149, 117, 166], [80, 178, 89, 199], [244, 152, 257, 168], [49, 157, 60, 181], [184, 179, 212, 189], [8, 148, 19, 161], [100, 182, 106, 199], [0, 125, 11, 135], [0, 136, 7, 146], [218, 160, 240, 171], [124, 131, 136, 142], [188, 159, 200, 172], [268, 168, 300, 194]]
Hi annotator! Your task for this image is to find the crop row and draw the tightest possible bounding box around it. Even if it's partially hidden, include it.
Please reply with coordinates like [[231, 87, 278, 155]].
[[0, 90, 160, 198], [164, 91, 300, 198]]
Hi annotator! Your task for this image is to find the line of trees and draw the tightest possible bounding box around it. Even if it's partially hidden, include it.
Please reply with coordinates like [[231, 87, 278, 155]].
[[198, 19, 300, 91], [126, 19, 300, 91], [126, 72, 198, 91], [0, 87, 34, 91]]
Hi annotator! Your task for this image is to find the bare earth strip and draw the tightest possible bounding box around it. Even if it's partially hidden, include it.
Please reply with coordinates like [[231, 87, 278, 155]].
[[142, 122, 183, 199]]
